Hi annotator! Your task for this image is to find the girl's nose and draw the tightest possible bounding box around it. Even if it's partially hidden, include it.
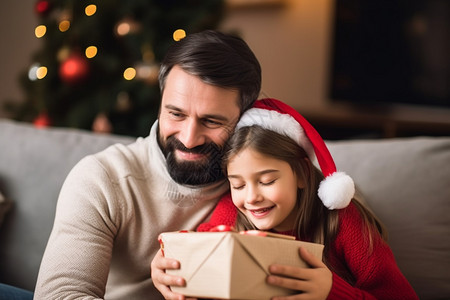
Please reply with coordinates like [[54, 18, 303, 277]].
[[246, 185, 263, 205], [177, 119, 206, 149]]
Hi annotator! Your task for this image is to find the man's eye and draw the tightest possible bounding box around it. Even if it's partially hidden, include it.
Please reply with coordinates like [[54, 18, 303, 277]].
[[203, 119, 222, 128], [169, 111, 184, 119]]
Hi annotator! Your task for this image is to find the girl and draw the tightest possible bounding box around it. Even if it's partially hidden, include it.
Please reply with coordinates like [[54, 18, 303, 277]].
[[197, 98, 418, 299], [152, 98, 418, 299]]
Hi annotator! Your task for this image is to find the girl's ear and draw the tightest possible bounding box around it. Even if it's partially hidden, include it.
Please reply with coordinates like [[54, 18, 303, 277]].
[[297, 176, 305, 189]]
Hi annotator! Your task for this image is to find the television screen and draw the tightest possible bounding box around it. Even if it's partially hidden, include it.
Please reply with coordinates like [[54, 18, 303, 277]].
[[329, 0, 449, 108]]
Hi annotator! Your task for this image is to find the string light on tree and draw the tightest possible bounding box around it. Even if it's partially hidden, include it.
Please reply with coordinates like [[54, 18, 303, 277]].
[[173, 29, 186, 41], [28, 64, 40, 81], [85, 4, 97, 16], [115, 17, 141, 36], [35, 25, 47, 38], [36, 66, 48, 79], [59, 20, 70, 32], [28, 63, 48, 81], [58, 9, 72, 32], [85, 46, 98, 59], [123, 67, 136, 80], [135, 62, 159, 85]]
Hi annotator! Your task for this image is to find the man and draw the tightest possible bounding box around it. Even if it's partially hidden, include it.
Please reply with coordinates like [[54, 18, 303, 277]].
[[33, 30, 261, 299]]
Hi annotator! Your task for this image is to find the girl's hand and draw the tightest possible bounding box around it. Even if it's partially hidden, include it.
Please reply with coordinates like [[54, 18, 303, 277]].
[[267, 247, 332, 300], [150, 249, 198, 300]]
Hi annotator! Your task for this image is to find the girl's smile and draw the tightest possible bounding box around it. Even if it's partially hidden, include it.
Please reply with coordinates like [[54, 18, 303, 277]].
[[247, 205, 275, 218]]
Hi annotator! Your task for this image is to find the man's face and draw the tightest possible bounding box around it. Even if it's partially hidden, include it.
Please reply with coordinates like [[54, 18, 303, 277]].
[[158, 66, 241, 185]]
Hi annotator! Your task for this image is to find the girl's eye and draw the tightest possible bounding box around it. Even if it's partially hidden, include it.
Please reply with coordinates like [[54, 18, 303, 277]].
[[261, 180, 276, 186], [231, 183, 245, 190]]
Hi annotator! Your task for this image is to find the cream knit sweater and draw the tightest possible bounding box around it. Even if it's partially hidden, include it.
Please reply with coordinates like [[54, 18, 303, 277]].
[[34, 121, 229, 299]]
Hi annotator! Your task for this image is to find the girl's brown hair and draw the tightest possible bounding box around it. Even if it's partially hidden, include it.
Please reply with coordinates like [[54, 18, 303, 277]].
[[224, 126, 387, 263]]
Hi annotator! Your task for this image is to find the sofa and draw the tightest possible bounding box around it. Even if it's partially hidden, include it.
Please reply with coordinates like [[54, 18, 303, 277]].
[[0, 118, 449, 299]]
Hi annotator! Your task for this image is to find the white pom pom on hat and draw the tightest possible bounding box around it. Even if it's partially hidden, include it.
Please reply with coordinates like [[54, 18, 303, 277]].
[[236, 98, 355, 210]]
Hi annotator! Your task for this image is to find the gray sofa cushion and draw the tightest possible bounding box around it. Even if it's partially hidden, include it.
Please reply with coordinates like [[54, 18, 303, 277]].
[[1, 118, 449, 300], [327, 137, 450, 300], [0, 119, 135, 291]]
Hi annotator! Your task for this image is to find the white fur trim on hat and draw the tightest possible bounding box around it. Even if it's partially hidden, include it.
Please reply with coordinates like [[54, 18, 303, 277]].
[[236, 108, 316, 162], [318, 172, 355, 209]]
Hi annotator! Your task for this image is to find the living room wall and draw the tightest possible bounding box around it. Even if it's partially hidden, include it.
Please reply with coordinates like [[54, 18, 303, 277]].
[[1, 0, 449, 137], [0, 0, 40, 118], [220, 0, 450, 138], [221, 0, 333, 111]]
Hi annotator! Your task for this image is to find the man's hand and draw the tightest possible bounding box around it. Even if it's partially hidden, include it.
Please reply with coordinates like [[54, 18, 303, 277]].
[[150, 249, 197, 300], [266, 247, 332, 300]]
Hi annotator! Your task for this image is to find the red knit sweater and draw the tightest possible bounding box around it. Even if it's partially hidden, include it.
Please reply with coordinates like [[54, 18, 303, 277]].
[[197, 193, 419, 300]]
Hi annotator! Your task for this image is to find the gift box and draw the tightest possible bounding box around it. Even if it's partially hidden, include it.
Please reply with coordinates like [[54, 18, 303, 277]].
[[159, 231, 324, 299]]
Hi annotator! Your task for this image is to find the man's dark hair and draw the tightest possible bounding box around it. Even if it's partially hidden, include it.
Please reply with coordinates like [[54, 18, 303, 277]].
[[159, 30, 261, 112]]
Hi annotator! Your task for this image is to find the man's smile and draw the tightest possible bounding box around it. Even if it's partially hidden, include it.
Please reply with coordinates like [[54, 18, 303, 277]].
[[175, 149, 207, 161]]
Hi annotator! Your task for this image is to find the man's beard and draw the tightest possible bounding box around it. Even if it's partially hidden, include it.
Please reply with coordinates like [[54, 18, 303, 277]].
[[160, 135, 226, 185]]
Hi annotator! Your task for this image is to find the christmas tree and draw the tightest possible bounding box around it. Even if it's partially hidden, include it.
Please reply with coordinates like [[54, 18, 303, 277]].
[[12, 0, 224, 137]]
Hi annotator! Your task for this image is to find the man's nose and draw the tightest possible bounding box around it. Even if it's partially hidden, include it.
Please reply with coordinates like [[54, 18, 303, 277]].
[[177, 119, 206, 149]]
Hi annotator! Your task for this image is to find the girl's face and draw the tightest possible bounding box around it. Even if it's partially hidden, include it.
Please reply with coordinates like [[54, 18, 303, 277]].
[[227, 148, 304, 232]]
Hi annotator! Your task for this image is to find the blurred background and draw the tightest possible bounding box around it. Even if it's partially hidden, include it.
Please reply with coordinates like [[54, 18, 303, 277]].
[[1, 0, 449, 139]]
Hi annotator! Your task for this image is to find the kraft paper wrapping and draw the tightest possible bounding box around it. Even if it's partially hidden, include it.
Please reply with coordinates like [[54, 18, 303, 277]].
[[159, 231, 324, 299]]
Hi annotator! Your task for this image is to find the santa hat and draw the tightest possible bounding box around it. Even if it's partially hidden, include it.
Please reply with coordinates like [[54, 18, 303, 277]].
[[236, 98, 354, 210]]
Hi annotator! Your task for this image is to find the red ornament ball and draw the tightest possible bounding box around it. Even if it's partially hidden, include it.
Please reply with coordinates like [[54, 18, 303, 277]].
[[35, 0, 52, 16], [33, 112, 51, 128], [59, 53, 90, 84]]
